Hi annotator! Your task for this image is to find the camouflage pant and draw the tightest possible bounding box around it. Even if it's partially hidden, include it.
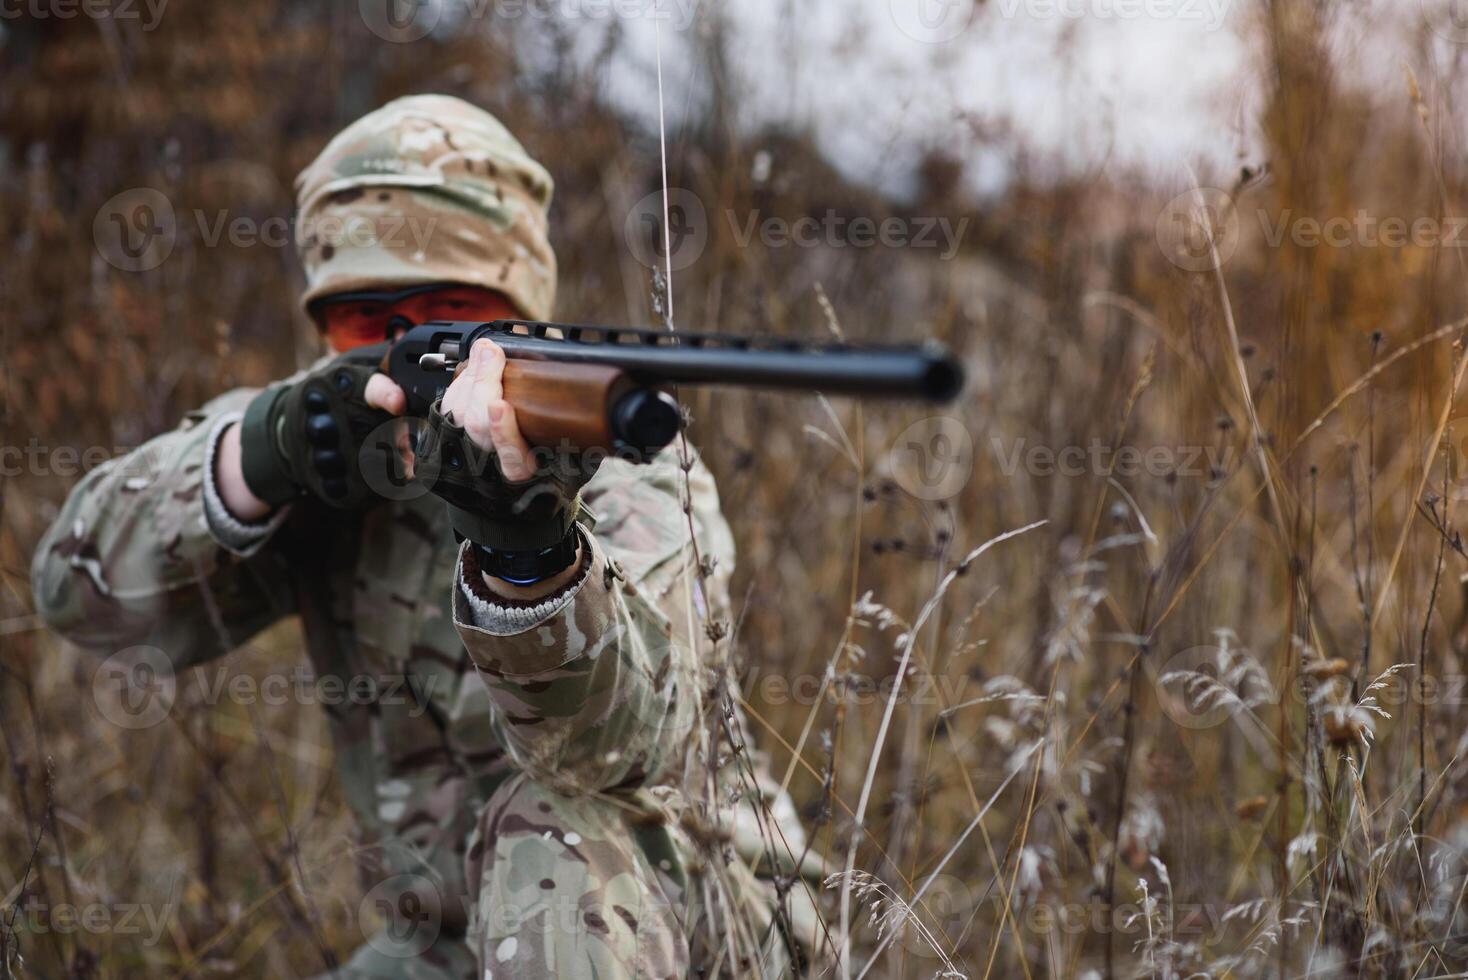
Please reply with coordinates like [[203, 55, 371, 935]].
[[311, 931, 478, 980], [317, 774, 806, 979], [465, 775, 803, 979]]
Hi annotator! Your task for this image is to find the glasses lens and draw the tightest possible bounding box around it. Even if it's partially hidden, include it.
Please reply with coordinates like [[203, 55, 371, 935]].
[[322, 301, 391, 349], [318, 286, 518, 349]]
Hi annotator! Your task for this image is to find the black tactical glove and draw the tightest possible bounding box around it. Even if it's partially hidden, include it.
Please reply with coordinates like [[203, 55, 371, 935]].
[[238, 343, 395, 509], [412, 401, 600, 579]]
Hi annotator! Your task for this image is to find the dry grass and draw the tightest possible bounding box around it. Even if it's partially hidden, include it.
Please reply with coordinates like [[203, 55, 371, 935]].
[[6, 2, 1468, 977]]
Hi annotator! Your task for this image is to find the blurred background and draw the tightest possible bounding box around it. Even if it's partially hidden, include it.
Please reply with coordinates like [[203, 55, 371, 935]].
[[6, 0, 1468, 976]]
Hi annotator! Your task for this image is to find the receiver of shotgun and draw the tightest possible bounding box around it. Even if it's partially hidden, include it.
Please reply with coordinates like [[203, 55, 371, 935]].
[[385, 319, 964, 460]]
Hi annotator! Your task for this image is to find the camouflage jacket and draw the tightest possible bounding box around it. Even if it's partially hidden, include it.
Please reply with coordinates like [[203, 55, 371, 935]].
[[30, 383, 807, 932]]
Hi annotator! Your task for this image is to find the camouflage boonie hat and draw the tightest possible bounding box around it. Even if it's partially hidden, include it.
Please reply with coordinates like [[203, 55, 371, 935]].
[[295, 94, 556, 321]]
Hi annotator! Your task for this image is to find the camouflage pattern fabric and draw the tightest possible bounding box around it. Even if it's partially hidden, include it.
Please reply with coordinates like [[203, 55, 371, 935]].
[[452, 456, 824, 975], [294, 94, 557, 322], [465, 774, 803, 978], [31, 389, 826, 977]]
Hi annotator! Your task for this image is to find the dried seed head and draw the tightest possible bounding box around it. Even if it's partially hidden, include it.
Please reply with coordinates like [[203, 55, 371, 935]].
[[1301, 658, 1350, 680], [1323, 704, 1375, 747], [1235, 795, 1269, 821]]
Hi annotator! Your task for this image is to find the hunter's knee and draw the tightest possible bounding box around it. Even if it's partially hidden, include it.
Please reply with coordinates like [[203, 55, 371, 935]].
[[466, 776, 689, 978]]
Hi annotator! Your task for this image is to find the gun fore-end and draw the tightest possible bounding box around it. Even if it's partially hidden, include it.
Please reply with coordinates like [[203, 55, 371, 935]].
[[500, 360, 681, 459], [383, 338, 682, 460]]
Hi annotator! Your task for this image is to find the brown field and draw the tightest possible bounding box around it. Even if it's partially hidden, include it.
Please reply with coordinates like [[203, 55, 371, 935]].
[[5, 2, 1468, 977]]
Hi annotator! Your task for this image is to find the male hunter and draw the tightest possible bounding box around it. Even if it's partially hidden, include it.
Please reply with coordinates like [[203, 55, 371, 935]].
[[31, 95, 823, 978]]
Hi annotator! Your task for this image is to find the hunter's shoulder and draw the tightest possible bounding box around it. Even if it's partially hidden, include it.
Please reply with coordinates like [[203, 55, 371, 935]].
[[192, 386, 262, 421], [167, 355, 337, 435]]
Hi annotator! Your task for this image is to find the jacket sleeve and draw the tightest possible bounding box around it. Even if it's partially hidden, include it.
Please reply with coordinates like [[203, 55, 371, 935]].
[[451, 446, 736, 796], [30, 388, 298, 668]]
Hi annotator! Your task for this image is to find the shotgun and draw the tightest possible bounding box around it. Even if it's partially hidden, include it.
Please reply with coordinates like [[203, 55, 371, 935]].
[[384, 319, 965, 460]]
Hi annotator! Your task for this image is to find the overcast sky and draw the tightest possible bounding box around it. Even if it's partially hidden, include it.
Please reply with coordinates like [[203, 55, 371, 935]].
[[537, 0, 1458, 200], [576, 0, 1256, 197]]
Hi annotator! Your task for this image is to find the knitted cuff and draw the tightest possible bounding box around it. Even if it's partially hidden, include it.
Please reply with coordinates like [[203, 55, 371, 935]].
[[456, 531, 593, 636], [203, 412, 290, 556]]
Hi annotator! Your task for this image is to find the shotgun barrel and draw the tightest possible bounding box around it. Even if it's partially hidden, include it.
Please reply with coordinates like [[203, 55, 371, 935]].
[[386, 319, 965, 459]]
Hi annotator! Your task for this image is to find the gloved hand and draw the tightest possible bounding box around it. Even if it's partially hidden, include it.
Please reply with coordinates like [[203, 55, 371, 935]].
[[412, 339, 600, 571], [413, 401, 595, 552], [237, 342, 398, 509]]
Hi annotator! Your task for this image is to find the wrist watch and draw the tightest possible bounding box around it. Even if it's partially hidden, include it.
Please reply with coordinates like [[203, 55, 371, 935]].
[[474, 528, 580, 585]]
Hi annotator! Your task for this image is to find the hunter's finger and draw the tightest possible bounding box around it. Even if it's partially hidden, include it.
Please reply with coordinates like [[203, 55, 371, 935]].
[[461, 339, 505, 452], [395, 421, 416, 480], [488, 399, 535, 481], [438, 343, 480, 422], [463, 393, 495, 453], [471, 338, 506, 396], [364, 374, 407, 416]]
